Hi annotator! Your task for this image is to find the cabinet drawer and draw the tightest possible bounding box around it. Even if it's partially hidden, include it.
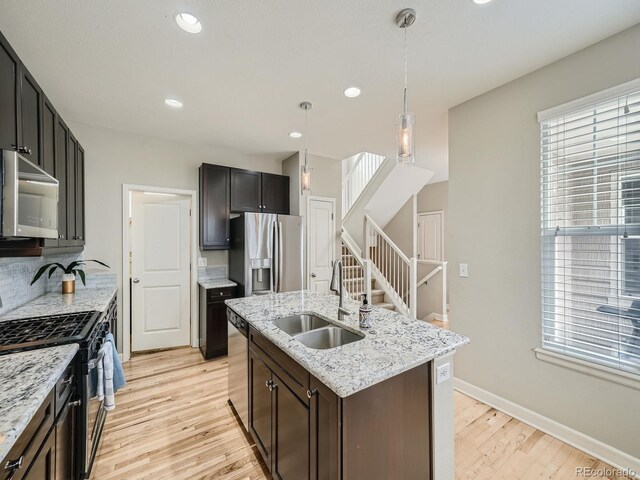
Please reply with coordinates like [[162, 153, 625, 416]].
[[249, 327, 309, 404], [207, 287, 236, 302], [1, 391, 54, 480], [54, 360, 76, 417]]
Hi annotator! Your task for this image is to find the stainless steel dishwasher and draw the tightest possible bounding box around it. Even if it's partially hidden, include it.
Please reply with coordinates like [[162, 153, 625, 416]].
[[227, 308, 249, 430]]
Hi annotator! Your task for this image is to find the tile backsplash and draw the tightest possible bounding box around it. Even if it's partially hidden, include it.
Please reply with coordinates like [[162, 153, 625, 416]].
[[198, 265, 228, 282], [0, 255, 116, 316]]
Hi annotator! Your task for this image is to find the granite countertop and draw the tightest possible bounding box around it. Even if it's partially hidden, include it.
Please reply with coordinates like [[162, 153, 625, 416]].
[[226, 291, 469, 398], [0, 344, 79, 463], [0, 287, 117, 322], [198, 279, 237, 289]]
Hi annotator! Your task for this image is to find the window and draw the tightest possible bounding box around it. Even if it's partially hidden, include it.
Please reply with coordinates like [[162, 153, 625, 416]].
[[539, 80, 640, 375]]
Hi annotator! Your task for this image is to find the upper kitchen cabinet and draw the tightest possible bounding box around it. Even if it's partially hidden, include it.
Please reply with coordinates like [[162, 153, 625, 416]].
[[0, 32, 19, 152], [0, 28, 86, 256], [200, 163, 290, 250], [200, 163, 231, 250], [19, 65, 43, 165], [261, 173, 290, 214], [230, 168, 261, 213]]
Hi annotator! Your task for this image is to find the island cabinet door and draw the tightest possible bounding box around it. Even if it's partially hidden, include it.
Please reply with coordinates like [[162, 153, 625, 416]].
[[23, 428, 55, 480], [271, 372, 309, 480], [249, 349, 273, 467], [309, 377, 341, 480]]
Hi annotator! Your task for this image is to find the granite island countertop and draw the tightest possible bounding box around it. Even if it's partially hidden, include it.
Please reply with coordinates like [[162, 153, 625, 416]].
[[226, 291, 469, 398], [198, 279, 237, 289], [0, 287, 117, 322], [0, 344, 79, 463]]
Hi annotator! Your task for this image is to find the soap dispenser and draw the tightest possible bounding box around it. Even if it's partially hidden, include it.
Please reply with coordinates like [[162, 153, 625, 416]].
[[359, 293, 372, 329]]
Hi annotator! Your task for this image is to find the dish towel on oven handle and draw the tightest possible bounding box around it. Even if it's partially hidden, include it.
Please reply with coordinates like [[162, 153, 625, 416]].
[[96, 340, 116, 411], [105, 332, 126, 391]]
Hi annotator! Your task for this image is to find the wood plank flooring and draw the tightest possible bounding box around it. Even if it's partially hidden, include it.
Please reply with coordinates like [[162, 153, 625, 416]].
[[93, 347, 632, 480]]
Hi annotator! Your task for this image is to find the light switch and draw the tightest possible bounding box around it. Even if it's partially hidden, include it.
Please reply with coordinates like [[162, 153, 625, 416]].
[[459, 263, 468, 278], [198, 257, 207, 267]]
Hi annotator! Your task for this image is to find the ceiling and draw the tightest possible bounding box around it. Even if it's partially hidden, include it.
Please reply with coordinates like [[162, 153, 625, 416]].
[[1, 1, 639, 182]]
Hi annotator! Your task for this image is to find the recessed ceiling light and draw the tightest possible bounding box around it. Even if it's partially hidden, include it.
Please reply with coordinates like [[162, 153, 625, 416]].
[[472, 0, 493, 4], [344, 87, 361, 98], [289, 131, 302, 139], [174, 12, 202, 33], [164, 98, 183, 109]]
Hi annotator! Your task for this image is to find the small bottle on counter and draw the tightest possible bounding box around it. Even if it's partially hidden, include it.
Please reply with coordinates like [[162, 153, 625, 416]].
[[359, 293, 372, 329]]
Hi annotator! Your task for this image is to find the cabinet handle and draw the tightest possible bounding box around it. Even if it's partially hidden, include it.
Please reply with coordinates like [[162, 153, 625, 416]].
[[5, 455, 24, 473], [307, 388, 317, 399], [269, 382, 277, 392], [62, 375, 74, 386], [265, 380, 271, 389], [68, 399, 82, 407]]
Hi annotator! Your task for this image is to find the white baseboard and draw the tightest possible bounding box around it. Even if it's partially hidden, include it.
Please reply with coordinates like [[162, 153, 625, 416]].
[[454, 378, 640, 478], [423, 313, 448, 322]]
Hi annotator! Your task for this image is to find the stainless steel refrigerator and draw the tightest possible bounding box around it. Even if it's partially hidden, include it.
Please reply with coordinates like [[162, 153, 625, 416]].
[[229, 213, 303, 296]]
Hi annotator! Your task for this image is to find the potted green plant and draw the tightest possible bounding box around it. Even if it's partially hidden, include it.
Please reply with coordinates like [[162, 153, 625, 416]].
[[31, 260, 110, 294]]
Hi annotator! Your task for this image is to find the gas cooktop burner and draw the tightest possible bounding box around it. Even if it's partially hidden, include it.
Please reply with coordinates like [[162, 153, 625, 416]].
[[0, 311, 100, 354]]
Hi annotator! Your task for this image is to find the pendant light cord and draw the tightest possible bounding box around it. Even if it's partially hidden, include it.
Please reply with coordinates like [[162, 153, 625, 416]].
[[304, 106, 309, 167], [403, 16, 408, 115]]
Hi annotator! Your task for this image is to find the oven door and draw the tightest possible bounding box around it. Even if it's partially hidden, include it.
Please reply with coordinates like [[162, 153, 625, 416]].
[[82, 349, 107, 479]]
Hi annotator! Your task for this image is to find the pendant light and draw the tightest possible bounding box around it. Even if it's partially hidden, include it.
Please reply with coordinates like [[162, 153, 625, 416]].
[[300, 101, 312, 192], [396, 8, 416, 165]]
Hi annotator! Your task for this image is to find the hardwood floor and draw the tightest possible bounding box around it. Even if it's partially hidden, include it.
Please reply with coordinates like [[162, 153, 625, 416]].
[[93, 347, 631, 480]]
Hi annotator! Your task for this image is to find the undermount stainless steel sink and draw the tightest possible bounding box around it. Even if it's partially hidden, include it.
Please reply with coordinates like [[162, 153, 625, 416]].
[[294, 326, 364, 350], [271, 314, 330, 335]]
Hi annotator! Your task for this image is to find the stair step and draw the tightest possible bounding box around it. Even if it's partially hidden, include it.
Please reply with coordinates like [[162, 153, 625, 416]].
[[374, 302, 395, 311]]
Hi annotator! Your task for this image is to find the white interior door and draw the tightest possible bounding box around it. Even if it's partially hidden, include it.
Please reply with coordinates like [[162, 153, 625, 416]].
[[418, 212, 444, 262], [307, 197, 336, 292], [131, 192, 191, 352]]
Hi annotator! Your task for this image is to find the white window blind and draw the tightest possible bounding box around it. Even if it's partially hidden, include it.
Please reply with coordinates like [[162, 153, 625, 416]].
[[540, 83, 640, 375]]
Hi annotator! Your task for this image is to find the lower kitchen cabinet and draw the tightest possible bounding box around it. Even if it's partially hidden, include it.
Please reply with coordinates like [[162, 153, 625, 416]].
[[249, 348, 310, 480], [1, 358, 78, 480], [199, 285, 236, 359], [243, 320, 432, 480]]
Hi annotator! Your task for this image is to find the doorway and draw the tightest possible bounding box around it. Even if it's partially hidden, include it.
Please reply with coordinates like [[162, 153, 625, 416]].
[[417, 211, 444, 262], [306, 196, 336, 292], [122, 185, 198, 361]]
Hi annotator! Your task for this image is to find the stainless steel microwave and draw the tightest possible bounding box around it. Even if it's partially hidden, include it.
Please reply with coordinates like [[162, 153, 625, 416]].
[[1, 150, 59, 239]]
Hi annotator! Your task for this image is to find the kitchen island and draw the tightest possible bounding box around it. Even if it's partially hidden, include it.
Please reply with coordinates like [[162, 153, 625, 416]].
[[226, 290, 469, 480]]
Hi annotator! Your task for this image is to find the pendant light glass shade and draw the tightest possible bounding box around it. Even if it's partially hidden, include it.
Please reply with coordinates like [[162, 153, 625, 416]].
[[397, 112, 415, 164], [299, 101, 313, 193], [301, 162, 312, 192]]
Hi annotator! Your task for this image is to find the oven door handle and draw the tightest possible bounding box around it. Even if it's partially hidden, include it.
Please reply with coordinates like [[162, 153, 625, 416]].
[[88, 349, 106, 371]]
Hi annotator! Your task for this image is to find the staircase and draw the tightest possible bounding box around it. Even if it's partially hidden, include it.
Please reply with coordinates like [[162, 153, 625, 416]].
[[341, 244, 395, 311]]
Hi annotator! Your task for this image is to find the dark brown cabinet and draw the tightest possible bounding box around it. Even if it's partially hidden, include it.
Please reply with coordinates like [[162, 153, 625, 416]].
[[19, 67, 43, 165], [309, 378, 340, 480], [249, 349, 273, 465], [0, 33, 19, 152], [0, 29, 86, 256], [199, 285, 236, 359], [200, 163, 290, 250], [2, 357, 78, 480], [200, 164, 231, 250], [230, 168, 261, 213], [261, 173, 290, 214]]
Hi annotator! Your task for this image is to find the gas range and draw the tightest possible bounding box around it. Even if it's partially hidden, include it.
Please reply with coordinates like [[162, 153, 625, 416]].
[[0, 311, 101, 355]]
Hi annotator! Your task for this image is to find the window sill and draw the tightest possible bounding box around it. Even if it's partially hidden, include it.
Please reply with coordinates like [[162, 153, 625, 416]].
[[534, 348, 640, 391]]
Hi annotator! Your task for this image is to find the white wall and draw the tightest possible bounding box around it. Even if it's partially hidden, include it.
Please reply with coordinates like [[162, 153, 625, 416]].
[[68, 122, 283, 348], [448, 24, 640, 460]]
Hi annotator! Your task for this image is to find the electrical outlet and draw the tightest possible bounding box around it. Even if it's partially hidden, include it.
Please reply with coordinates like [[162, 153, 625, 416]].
[[197, 257, 207, 267], [459, 263, 468, 278], [436, 363, 451, 384]]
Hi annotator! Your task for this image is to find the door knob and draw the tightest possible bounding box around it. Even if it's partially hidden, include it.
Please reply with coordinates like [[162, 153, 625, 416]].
[[132, 278, 140, 284], [311, 273, 317, 278]]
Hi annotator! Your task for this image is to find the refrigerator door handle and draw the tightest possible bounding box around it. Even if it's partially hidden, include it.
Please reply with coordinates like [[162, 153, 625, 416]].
[[272, 221, 279, 293], [278, 222, 284, 293]]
